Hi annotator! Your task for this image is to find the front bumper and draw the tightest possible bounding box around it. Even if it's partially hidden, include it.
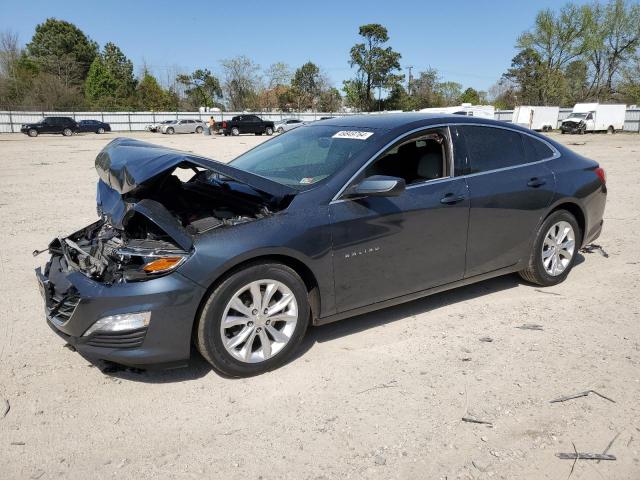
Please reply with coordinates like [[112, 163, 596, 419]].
[[36, 255, 206, 368], [560, 123, 584, 133]]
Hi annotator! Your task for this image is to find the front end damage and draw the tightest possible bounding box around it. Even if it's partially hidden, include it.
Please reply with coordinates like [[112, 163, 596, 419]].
[[36, 138, 294, 367]]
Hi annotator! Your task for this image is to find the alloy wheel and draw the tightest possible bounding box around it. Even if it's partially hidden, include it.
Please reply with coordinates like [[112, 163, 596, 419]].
[[220, 279, 298, 363], [541, 221, 575, 276]]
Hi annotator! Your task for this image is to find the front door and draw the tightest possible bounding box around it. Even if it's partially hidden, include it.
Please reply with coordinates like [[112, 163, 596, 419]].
[[330, 127, 470, 313]]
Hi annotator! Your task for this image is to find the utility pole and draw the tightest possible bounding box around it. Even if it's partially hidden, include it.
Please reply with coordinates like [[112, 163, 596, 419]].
[[407, 65, 413, 96]]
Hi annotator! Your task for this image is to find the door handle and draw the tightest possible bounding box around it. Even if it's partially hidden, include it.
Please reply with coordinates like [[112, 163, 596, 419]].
[[440, 193, 465, 205], [527, 177, 546, 188]]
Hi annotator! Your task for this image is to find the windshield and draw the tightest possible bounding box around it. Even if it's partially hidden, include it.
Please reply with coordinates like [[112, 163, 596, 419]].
[[569, 113, 588, 119], [229, 125, 376, 188]]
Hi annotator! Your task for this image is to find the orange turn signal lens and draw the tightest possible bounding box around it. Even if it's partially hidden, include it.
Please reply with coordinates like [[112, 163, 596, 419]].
[[142, 256, 184, 273]]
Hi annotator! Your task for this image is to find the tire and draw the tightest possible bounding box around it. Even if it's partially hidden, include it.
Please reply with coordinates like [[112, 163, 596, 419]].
[[560, 130, 566, 134], [62, 128, 72, 137], [28, 129, 38, 137], [196, 126, 203, 134], [277, 127, 284, 133], [97, 127, 105, 134], [607, 126, 615, 134], [166, 127, 175, 135], [265, 126, 274, 136], [231, 127, 240, 136], [255, 132, 263, 136], [196, 262, 310, 377], [519, 210, 581, 287]]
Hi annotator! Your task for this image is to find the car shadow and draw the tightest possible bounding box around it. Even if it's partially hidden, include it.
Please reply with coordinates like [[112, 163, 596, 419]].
[[98, 255, 586, 383]]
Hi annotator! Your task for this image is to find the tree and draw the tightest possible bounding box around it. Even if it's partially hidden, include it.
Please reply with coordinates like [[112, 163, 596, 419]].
[[220, 55, 261, 110], [459, 87, 481, 104], [26, 18, 98, 84], [348, 24, 403, 111], [409, 68, 442, 109], [176, 68, 222, 108], [503, 48, 546, 105], [84, 42, 136, 109], [517, 4, 591, 103], [291, 61, 321, 110], [265, 62, 291, 88], [135, 69, 176, 110], [437, 81, 462, 106], [583, 0, 640, 99]]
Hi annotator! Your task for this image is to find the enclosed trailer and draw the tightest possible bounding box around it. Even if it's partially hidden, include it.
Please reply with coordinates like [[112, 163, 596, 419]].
[[418, 103, 495, 119], [560, 103, 626, 134], [512, 106, 559, 131]]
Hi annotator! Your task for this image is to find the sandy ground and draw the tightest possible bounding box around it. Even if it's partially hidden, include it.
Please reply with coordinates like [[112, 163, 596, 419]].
[[0, 129, 639, 479]]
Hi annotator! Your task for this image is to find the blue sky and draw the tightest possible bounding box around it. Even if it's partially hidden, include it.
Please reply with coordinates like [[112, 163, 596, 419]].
[[2, 0, 591, 92]]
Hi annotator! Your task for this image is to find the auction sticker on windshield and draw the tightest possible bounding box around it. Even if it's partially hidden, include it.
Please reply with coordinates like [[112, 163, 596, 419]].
[[332, 131, 374, 140]]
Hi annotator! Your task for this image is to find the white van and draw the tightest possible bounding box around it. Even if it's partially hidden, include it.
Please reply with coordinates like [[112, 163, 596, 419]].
[[560, 103, 626, 134], [512, 106, 559, 131]]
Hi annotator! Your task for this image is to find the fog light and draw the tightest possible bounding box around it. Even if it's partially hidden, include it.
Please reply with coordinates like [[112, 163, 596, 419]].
[[83, 312, 151, 337]]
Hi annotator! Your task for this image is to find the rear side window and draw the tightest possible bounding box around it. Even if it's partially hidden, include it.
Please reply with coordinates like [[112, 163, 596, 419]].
[[461, 125, 525, 173], [522, 134, 554, 162]]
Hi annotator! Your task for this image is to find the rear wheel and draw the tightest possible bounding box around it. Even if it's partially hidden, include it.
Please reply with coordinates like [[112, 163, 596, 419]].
[[231, 127, 240, 136], [62, 128, 72, 136], [607, 125, 615, 134], [519, 210, 581, 286], [265, 126, 274, 136], [166, 127, 174, 135], [97, 127, 105, 134], [28, 129, 38, 137], [196, 262, 310, 377]]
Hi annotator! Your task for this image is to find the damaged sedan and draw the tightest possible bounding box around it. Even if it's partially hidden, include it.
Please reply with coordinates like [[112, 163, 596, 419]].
[[36, 115, 607, 377]]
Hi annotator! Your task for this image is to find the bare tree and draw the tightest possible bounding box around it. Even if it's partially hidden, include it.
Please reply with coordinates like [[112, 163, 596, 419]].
[[220, 55, 261, 111]]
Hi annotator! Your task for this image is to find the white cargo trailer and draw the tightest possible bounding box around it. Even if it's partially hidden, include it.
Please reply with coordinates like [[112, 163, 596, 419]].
[[512, 106, 559, 131], [560, 103, 626, 134], [418, 103, 495, 119]]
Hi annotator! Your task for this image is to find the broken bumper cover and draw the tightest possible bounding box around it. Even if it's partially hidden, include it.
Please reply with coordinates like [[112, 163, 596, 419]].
[[36, 256, 206, 367]]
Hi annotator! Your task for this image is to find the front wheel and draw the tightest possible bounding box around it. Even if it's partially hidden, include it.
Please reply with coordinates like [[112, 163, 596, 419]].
[[196, 126, 203, 134], [62, 128, 72, 136], [231, 127, 240, 136], [28, 129, 38, 137], [265, 126, 274, 136], [196, 262, 310, 377], [519, 210, 581, 286], [166, 127, 174, 135]]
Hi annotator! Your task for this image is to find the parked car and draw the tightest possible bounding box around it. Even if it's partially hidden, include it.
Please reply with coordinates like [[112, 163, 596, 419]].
[[76, 119, 111, 134], [160, 119, 206, 135], [560, 103, 626, 134], [146, 120, 174, 132], [274, 119, 305, 133], [219, 115, 275, 136], [36, 114, 606, 376], [20, 116, 78, 137]]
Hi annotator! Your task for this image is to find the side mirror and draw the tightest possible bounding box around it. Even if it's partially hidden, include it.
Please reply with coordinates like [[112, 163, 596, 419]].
[[344, 175, 406, 198]]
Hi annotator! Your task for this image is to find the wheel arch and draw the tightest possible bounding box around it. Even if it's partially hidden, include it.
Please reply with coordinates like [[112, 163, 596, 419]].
[[191, 253, 322, 342], [546, 201, 586, 245]]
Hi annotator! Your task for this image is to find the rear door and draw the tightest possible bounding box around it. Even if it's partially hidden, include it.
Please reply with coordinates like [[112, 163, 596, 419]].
[[454, 125, 556, 277]]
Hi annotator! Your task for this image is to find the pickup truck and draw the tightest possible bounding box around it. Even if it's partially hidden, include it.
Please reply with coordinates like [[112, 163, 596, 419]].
[[219, 115, 275, 136]]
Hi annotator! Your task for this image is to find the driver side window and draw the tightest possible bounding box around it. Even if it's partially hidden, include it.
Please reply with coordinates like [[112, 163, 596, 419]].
[[363, 127, 451, 185]]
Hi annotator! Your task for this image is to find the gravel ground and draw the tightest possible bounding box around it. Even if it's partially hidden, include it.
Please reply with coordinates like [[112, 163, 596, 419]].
[[0, 130, 639, 479]]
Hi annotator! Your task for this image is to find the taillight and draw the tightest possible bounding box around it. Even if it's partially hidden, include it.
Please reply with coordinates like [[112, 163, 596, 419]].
[[222, 121, 227, 128], [595, 167, 606, 184]]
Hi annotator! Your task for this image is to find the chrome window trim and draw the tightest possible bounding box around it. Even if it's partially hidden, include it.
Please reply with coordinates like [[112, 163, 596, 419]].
[[330, 122, 560, 204]]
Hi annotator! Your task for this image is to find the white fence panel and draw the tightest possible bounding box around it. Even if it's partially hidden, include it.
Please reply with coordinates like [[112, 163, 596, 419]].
[[1, 108, 639, 133]]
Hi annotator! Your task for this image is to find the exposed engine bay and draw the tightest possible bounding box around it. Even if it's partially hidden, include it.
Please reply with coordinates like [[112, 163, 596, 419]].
[[44, 163, 285, 284]]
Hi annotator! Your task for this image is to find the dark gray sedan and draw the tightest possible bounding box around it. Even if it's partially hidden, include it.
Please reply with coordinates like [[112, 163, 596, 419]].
[[36, 114, 606, 376]]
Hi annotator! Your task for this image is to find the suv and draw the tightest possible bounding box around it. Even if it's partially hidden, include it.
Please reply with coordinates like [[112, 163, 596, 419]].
[[21, 117, 79, 137]]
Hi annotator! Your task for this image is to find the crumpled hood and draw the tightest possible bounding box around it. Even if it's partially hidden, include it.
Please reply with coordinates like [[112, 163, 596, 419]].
[[95, 137, 295, 198]]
